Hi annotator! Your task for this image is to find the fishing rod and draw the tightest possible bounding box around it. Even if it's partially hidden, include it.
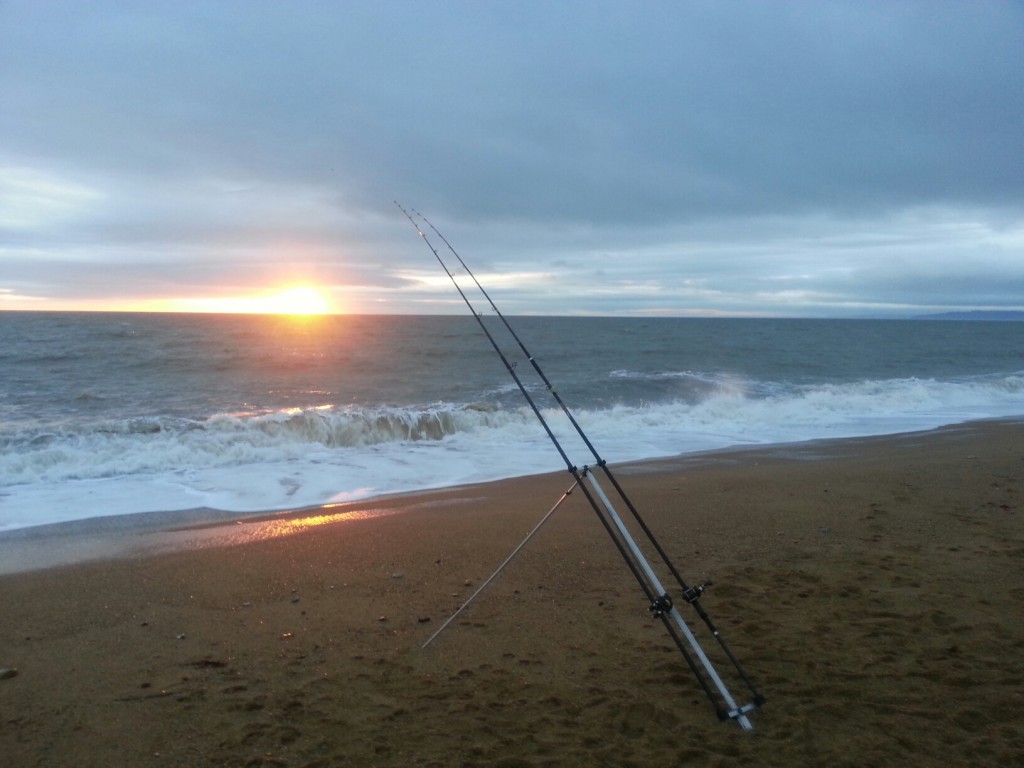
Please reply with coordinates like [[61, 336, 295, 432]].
[[414, 210, 764, 703], [397, 202, 764, 729]]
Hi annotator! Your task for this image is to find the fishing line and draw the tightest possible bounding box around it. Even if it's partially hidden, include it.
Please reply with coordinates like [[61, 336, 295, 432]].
[[421, 480, 578, 650], [397, 202, 764, 729]]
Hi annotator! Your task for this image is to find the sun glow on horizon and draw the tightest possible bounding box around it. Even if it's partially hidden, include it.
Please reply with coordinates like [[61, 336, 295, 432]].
[[165, 285, 338, 315], [257, 285, 335, 315]]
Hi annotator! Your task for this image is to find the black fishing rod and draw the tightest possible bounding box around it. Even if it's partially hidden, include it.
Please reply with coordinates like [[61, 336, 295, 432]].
[[397, 202, 763, 729], [393, 203, 715, 695], [411, 208, 765, 704]]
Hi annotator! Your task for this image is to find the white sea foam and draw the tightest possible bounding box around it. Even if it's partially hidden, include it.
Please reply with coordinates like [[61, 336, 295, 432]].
[[2, 374, 1022, 531]]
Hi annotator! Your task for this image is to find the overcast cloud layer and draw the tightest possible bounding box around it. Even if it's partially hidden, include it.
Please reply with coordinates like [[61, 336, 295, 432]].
[[2, 0, 1023, 316]]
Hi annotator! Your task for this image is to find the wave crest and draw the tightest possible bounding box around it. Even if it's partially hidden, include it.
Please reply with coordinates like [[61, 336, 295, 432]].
[[0, 403, 536, 486], [2, 373, 1022, 490], [209, 405, 515, 447]]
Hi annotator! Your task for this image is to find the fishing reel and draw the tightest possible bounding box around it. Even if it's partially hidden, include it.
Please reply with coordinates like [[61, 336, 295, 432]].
[[650, 579, 715, 617], [649, 594, 674, 618], [681, 581, 713, 604]]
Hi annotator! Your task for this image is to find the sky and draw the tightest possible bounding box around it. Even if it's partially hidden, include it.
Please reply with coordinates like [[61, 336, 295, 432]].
[[2, 1, 1023, 317]]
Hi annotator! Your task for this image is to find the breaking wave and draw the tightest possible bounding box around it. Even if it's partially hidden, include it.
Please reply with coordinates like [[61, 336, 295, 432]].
[[3, 373, 1022, 491], [0, 404, 535, 486]]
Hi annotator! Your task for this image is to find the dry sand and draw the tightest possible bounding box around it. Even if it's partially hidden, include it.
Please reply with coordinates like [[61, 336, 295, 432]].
[[1, 420, 1022, 767]]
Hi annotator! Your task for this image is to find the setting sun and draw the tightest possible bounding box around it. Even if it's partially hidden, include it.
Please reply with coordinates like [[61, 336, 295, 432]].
[[150, 285, 338, 315], [259, 286, 334, 315]]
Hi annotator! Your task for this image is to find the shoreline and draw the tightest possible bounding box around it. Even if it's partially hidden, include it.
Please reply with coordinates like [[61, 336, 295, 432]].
[[1, 417, 1020, 576], [1, 418, 1022, 765]]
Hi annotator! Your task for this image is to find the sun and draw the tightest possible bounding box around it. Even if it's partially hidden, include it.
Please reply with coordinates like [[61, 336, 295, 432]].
[[159, 284, 337, 314], [260, 285, 334, 315]]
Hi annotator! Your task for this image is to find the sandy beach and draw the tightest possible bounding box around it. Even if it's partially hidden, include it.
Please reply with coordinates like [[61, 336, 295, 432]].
[[2, 420, 1022, 767]]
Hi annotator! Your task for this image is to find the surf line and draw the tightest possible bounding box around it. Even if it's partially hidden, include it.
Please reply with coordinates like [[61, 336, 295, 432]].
[[397, 203, 764, 730]]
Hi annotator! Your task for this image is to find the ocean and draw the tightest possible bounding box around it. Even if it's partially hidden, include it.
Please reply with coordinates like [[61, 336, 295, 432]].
[[1, 311, 1023, 532]]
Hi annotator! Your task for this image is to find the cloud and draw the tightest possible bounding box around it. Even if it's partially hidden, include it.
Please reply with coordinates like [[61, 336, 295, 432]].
[[1, 0, 1022, 315], [0, 165, 105, 233]]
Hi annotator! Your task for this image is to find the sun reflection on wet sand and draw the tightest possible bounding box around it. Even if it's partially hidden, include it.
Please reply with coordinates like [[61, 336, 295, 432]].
[[239, 506, 388, 541], [151, 504, 402, 553], [1, 492, 477, 575]]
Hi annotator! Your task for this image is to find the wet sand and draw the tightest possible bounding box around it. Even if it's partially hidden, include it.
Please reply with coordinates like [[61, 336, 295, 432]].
[[1, 420, 1022, 767]]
